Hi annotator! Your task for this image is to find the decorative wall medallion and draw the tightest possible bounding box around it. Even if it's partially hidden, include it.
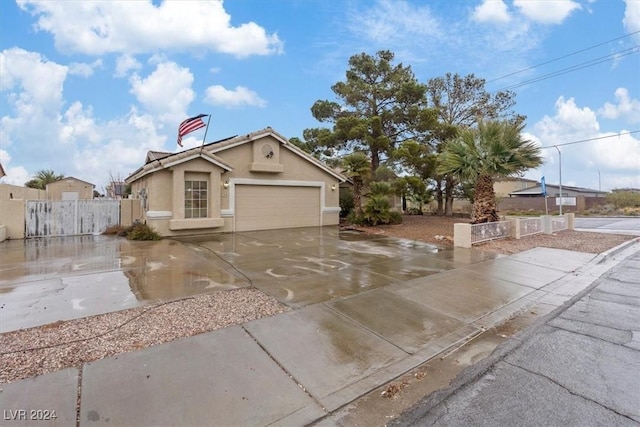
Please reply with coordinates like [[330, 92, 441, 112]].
[[261, 144, 275, 159]]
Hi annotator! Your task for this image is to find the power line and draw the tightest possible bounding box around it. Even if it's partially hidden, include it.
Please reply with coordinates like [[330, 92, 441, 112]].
[[540, 130, 640, 149], [497, 45, 640, 92], [488, 30, 640, 83]]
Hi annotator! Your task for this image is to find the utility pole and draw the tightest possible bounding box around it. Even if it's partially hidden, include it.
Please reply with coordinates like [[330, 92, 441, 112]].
[[554, 146, 562, 216]]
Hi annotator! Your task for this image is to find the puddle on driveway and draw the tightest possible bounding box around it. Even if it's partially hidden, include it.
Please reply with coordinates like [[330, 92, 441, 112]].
[[0, 235, 249, 332], [0, 227, 498, 333]]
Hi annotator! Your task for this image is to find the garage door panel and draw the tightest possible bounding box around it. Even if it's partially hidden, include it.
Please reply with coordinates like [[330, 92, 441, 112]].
[[236, 185, 321, 231]]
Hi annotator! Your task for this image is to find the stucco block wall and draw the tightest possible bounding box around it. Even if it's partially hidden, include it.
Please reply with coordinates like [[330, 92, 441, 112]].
[[0, 199, 26, 239], [120, 199, 142, 226], [0, 184, 45, 200]]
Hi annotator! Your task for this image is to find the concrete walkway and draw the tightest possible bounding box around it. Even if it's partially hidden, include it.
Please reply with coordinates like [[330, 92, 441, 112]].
[[391, 243, 640, 426], [1, 238, 638, 426]]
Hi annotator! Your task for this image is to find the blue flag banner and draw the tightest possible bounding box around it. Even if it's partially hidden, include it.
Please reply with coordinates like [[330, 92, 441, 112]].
[[541, 176, 547, 196]]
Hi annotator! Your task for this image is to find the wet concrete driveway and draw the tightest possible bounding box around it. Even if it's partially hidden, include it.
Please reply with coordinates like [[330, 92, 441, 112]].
[[0, 226, 611, 426], [1, 226, 497, 332]]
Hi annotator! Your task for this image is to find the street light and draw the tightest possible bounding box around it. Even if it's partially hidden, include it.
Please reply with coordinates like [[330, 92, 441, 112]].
[[552, 146, 562, 215]]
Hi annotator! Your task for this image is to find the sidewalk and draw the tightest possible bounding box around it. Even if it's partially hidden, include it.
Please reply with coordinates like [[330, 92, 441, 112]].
[[1, 240, 638, 426], [391, 242, 640, 426]]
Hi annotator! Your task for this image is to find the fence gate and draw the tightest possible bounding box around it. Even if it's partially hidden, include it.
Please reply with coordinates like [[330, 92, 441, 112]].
[[25, 200, 120, 238]]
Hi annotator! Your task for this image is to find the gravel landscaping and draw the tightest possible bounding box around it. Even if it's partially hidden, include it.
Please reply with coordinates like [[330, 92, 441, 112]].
[[1, 215, 635, 384]]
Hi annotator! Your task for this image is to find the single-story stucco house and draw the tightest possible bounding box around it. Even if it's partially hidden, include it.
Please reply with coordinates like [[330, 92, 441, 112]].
[[46, 177, 95, 200], [125, 127, 346, 236]]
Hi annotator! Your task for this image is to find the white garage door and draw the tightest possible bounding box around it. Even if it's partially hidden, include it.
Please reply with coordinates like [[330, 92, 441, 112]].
[[235, 185, 321, 231]]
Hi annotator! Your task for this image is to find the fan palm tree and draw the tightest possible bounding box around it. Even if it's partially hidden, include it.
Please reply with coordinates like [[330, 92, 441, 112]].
[[342, 152, 370, 217], [437, 121, 543, 224], [25, 169, 65, 189]]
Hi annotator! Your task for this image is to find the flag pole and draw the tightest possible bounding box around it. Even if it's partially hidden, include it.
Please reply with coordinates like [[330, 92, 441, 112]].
[[200, 115, 211, 152]]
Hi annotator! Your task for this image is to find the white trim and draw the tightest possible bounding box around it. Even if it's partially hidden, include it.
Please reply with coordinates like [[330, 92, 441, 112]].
[[164, 153, 233, 171], [147, 210, 172, 219], [322, 207, 341, 214]]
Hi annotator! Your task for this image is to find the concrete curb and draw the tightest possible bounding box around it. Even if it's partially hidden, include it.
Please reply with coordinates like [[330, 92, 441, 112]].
[[595, 237, 640, 264], [389, 242, 640, 427]]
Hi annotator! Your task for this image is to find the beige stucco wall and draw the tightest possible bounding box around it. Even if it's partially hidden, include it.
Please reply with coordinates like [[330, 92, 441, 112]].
[[120, 198, 142, 227], [46, 178, 94, 200], [0, 199, 26, 239], [0, 183, 45, 200]]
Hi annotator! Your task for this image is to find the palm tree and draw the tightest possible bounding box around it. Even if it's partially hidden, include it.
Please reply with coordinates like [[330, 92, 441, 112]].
[[437, 121, 543, 224], [342, 152, 370, 217], [25, 169, 65, 189]]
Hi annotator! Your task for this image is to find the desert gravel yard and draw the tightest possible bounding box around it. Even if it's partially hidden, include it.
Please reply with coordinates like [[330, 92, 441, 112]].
[[1, 215, 636, 383]]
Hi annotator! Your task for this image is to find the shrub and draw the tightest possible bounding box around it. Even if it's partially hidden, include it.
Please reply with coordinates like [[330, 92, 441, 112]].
[[339, 189, 354, 218], [347, 210, 366, 226], [389, 211, 403, 224], [126, 223, 161, 241], [363, 195, 392, 226], [607, 191, 640, 209], [103, 225, 128, 235]]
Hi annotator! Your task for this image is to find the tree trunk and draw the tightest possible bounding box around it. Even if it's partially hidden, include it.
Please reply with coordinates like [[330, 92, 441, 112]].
[[435, 181, 444, 216], [371, 149, 380, 174], [471, 174, 499, 224], [444, 175, 455, 217], [353, 178, 363, 217]]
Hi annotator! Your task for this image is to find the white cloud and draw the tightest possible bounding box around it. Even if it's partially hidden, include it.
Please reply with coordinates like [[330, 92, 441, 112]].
[[17, 0, 283, 58], [590, 130, 640, 170], [528, 95, 639, 191], [598, 88, 640, 123], [68, 59, 103, 77], [473, 0, 511, 24], [0, 150, 30, 185], [534, 96, 599, 142], [349, 0, 442, 43], [0, 47, 167, 189], [0, 48, 67, 111], [623, 0, 640, 36], [204, 85, 266, 108], [129, 61, 196, 123], [114, 54, 141, 78], [514, 0, 581, 24]]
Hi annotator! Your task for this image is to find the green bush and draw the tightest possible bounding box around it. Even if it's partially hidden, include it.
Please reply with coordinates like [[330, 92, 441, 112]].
[[347, 210, 365, 226], [606, 191, 640, 209], [126, 223, 162, 241], [339, 189, 354, 218], [389, 211, 403, 224], [363, 195, 392, 226]]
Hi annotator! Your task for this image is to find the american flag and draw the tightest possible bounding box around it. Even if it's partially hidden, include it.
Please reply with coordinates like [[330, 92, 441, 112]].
[[177, 114, 207, 146]]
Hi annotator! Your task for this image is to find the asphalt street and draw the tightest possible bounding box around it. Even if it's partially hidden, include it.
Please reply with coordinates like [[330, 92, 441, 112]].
[[575, 216, 640, 236], [391, 245, 640, 427]]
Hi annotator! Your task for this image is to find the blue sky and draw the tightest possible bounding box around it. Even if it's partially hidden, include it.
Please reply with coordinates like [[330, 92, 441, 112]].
[[1, 0, 638, 193]]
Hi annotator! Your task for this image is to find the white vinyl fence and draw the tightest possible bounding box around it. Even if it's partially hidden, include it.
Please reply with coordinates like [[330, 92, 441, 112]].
[[454, 214, 574, 248], [470, 221, 512, 244], [26, 200, 120, 238], [519, 217, 544, 237]]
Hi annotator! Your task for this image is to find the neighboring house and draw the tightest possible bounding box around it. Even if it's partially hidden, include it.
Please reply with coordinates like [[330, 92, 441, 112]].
[[509, 184, 608, 198], [46, 177, 95, 200], [125, 127, 346, 236], [494, 177, 539, 197], [106, 181, 128, 199]]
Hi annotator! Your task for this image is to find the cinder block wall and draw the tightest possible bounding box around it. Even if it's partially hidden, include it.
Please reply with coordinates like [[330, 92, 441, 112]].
[[0, 199, 26, 239]]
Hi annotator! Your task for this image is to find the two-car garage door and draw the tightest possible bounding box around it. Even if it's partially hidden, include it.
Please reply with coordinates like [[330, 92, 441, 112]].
[[235, 185, 321, 232]]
